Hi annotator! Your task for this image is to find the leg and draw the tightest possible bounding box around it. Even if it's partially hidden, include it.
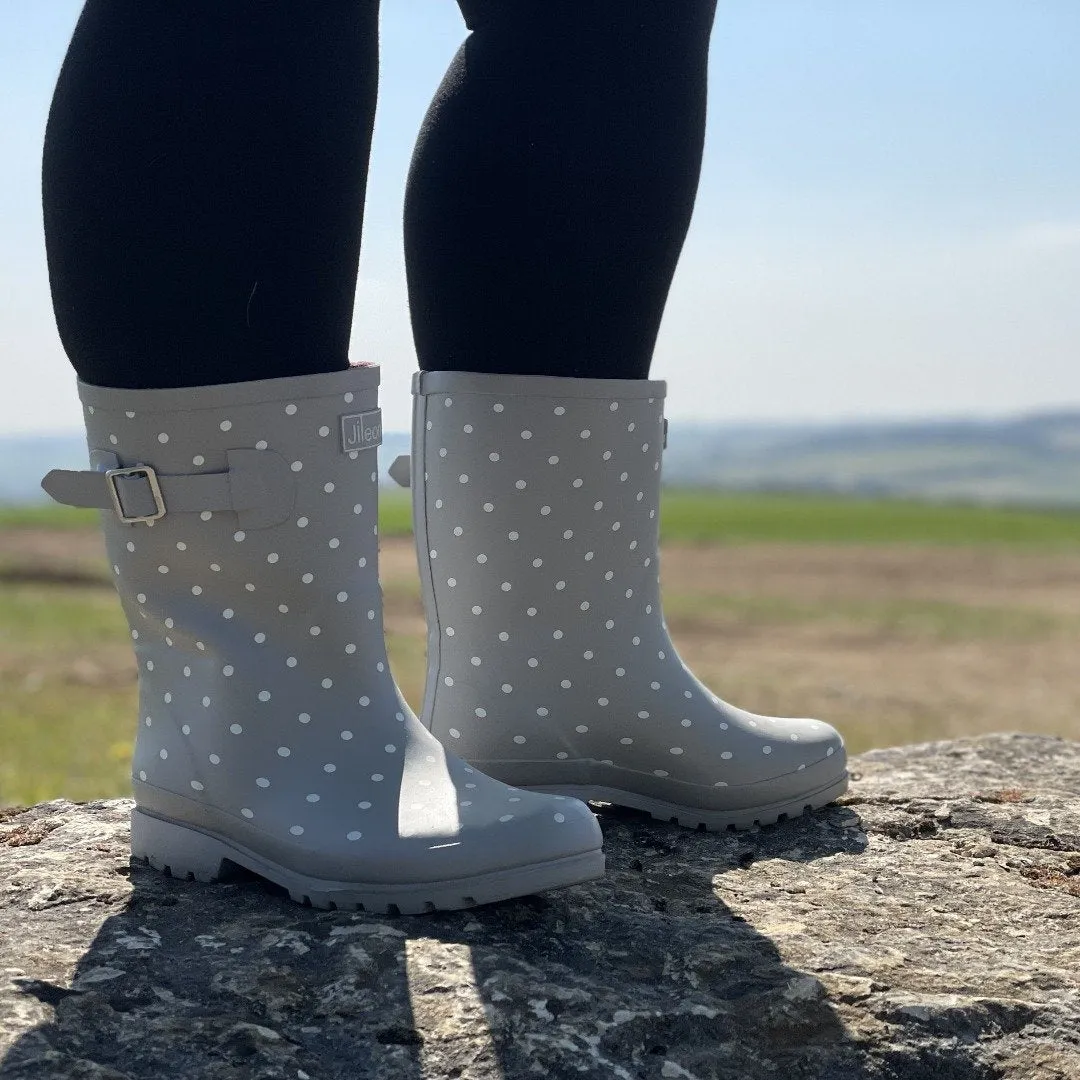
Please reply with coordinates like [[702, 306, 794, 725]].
[[405, 2, 849, 832], [40, 1, 606, 912], [405, 0, 718, 380], [43, 0, 380, 389]]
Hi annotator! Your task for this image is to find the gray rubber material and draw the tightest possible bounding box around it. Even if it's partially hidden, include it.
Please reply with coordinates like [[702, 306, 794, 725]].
[[529, 772, 851, 833], [131, 807, 604, 914], [410, 370, 849, 829], [56, 366, 604, 911]]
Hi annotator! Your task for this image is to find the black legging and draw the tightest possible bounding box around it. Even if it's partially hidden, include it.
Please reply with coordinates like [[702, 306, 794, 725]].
[[42, 0, 717, 390]]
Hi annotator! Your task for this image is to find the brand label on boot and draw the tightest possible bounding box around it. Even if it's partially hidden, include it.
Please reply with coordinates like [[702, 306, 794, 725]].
[[341, 410, 382, 454]]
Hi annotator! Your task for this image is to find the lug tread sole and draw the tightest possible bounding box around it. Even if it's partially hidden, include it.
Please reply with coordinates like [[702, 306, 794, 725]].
[[130, 808, 604, 915], [526, 771, 851, 833]]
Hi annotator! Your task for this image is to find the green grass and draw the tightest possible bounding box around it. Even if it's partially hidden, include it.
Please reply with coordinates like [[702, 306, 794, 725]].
[[0, 584, 128, 646], [1, 680, 136, 806], [6, 489, 1080, 547], [378, 490, 414, 537], [0, 505, 102, 530], [387, 488, 1080, 546], [0, 584, 135, 807], [658, 490, 1080, 547], [330, 488, 1080, 547]]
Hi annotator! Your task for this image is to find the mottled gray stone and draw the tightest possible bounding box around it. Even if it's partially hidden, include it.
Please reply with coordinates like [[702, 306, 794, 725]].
[[2, 732, 1079, 1080]]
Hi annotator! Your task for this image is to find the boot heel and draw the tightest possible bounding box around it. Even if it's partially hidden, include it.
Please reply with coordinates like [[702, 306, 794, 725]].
[[130, 808, 231, 883]]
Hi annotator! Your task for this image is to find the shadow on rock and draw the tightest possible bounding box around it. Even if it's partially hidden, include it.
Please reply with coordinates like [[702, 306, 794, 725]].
[[0, 797, 905, 1080]]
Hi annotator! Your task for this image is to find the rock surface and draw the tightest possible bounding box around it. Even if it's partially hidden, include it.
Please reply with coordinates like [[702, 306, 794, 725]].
[[2, 732, 1079, 1080]]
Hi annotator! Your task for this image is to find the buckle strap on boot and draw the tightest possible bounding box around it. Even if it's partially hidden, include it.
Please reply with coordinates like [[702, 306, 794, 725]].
[[41, 448, 295, 529]]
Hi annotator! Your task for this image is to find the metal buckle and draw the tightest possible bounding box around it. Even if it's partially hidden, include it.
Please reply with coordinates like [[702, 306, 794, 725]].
[[104, 466, 166, 524]]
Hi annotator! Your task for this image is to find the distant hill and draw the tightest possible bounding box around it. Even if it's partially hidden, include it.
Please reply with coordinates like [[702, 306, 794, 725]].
[[662, 411, 1080, 508], [3, 411, 1079, 508]]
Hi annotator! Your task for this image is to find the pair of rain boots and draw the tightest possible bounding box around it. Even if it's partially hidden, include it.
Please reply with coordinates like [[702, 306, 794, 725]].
[[44, 365, 847, 914]]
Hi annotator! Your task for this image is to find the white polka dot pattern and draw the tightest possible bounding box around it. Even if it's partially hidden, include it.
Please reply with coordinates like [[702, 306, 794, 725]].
[[76, 366, 601, 891], [413, 373, 846, 812]]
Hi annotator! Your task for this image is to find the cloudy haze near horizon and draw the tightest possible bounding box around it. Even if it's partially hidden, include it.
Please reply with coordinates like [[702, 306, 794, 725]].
[[2, 1, 1078, 436]]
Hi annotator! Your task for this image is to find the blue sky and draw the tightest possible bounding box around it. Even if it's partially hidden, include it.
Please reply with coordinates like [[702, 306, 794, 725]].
[[2, 1, 1079, 435]]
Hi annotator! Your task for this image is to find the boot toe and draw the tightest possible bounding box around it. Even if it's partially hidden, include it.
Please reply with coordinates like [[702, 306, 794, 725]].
[[755, 714, 846, 779], [453, 770, 604, 871]]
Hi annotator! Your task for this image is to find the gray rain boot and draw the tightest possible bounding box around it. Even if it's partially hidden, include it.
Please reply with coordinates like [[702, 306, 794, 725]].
[[42, 365, 603, 912], [407, 371, 849, 831]]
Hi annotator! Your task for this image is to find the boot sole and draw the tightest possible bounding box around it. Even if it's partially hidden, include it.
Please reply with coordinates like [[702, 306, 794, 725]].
[[130, 808, 605, 914], [524, 770, 850, 832]]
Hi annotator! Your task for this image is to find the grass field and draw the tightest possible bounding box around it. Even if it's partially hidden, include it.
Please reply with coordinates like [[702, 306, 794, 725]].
[[9, 488, 1080, 545], [2, 490, 1079, 807]]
